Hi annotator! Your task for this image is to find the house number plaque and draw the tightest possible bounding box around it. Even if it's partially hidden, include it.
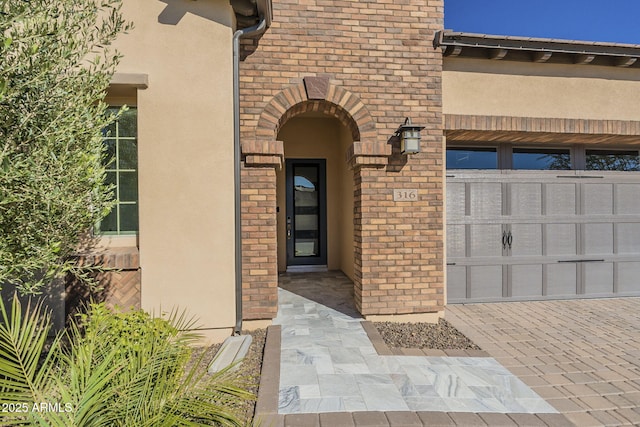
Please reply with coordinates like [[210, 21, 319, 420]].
[[393, 189, 418, 202]]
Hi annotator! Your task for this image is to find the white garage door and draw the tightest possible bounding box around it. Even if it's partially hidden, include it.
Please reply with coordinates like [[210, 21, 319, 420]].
[[447, 170, 640, 303]]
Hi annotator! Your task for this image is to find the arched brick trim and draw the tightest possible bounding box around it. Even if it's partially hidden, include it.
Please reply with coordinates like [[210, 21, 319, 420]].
[[256, 82, 377, 142]]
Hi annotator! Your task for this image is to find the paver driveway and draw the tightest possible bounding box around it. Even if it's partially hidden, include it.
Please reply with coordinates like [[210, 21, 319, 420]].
[[446, 298, 640, 426]]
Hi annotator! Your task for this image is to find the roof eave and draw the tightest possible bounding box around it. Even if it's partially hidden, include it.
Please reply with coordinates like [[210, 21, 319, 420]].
[[434, 30, 640, 67]]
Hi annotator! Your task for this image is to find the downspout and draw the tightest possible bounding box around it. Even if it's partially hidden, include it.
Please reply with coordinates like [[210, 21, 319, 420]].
[[233, 17, 266, 336]]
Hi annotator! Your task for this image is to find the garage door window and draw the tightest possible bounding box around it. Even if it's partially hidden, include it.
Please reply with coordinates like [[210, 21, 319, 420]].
[[586, 149, 640, 171], [513, 148, 571, 170], [446, 147, 497, 169]]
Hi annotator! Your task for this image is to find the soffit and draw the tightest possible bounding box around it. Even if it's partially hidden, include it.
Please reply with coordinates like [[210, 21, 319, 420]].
[[445, 114, 640, 145], [435, 31, 640, 68]]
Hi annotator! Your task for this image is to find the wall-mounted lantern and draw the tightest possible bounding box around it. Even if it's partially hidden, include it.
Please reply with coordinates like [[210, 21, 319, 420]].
[[396, 117, 425, 155]]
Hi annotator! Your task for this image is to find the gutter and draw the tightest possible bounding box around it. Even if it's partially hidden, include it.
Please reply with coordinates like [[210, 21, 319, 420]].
[[434, 30, 640, 59], [232, 17, 267, 336]]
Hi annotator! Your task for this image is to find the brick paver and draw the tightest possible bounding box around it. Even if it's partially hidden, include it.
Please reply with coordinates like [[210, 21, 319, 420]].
[[447, 297, 640, 426]]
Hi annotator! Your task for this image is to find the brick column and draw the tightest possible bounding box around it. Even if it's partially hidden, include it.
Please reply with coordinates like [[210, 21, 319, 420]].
[[240, 140, 283, 320]]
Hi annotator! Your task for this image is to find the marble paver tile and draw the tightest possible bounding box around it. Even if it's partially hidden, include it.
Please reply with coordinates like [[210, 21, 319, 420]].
[[279, 386, 300, 413], [441, 397, 507, 413], [390, 374, 420, 397], [354, 373, 394, 385], [279, 365, 318, 387], [328, 347, 366, 364], [342, 396, 367, 411], [334, 363, 370, 375], [299, 397, 345, 413], [298, 384, 322, 399], [318, 374, 360, 397], [405, 397, 451, 411], [360, 384, 410, 411], [275, 278, 556, 415]]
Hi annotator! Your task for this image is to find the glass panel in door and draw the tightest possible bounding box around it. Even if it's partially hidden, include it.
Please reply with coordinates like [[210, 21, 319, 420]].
[[293, 165, 319, 257], [286, 159, 327, 266]]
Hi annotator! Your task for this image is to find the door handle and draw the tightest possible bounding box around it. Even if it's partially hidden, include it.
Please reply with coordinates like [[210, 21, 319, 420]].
[[507, 231, 513, 250], [502, 230, 507, 250], [286, 216, 292, 239]]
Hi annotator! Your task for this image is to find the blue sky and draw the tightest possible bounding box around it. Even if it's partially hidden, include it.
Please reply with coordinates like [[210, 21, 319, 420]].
[[444, 0, 640, 44]]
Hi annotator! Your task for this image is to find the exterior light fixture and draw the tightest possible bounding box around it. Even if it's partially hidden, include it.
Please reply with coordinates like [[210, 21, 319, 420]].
[[397, 117, 425, 155]]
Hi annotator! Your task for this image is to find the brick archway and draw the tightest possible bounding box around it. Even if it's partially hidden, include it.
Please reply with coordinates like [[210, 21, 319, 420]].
[[240, 79, 397, 321], [255, 79, 377, 143]]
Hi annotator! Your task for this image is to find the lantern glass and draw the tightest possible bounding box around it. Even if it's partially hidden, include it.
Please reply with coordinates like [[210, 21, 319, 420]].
[[401, 128, 421, 154]]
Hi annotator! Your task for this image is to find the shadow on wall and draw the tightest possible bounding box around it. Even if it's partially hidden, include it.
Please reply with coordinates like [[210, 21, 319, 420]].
[[157, 0, 263, 60], [157, 0, 234, 27], [386, 134, 409, 173]]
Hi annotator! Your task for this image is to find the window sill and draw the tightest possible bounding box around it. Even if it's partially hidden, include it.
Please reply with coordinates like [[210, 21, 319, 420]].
[[73, 246, 140, 270]]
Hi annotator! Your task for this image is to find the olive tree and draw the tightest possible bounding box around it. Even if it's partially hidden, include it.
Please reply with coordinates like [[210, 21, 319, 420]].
[[0, 0, 131, 294]]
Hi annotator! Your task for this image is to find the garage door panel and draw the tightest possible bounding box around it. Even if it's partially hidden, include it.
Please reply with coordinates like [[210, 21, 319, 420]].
[[447, 224, 466, 258], [584, 223, 614, 255], [584, 263, 614, 295], [469, 266, 503, 299], [617, 262, 640, 293], [511, 265, 543, 297], [470, 183, 502, 218], [447, 266, 467, 301], [545, 183, 576, 216], [616, 223, 640, 254], [470, 224, 502, 257], [583, 183, 613, 215], [546, 264, 578, 296], [510, 183, 542, 216], [446, 182, 466, 219], [546, 224, 577, 256], [510, 224, 542, 256], [447, 173, 640, 304], [615, 184, 640, 214]]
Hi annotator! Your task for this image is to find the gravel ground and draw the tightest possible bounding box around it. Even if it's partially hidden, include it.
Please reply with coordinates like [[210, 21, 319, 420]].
[[374, 318, 481, 350], [191, 328, 266, 423]]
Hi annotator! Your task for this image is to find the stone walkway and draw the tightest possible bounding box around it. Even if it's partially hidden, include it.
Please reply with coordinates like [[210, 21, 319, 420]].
[[270, 272, 559, 420], [447, 298, 640, 426]]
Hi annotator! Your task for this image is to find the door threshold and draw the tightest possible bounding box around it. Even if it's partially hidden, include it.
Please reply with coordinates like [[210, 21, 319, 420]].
[[286, 265, 328, 273]]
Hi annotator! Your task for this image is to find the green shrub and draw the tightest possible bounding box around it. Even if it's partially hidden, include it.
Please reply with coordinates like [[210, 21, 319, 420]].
[[0, 296, 254, 426]]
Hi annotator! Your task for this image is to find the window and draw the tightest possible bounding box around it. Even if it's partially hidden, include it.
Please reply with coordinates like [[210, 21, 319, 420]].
[[446, 147, 497, 169], [100, 107, 138, 234], [585, 149, 640, 171], [512, 148, 571, 170]]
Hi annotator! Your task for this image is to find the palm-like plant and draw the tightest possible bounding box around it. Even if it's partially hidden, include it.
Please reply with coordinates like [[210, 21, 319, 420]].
[[0, 295, 254, 426]]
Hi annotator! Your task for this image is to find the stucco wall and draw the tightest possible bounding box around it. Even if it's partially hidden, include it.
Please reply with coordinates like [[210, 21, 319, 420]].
[[443, 58, 640, 121], [110, 0, 236, 338], [276, 116, 354, 277]]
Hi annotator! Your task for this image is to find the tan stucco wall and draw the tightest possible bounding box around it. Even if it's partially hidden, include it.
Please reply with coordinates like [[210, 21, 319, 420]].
[[110, 1, 236, 335], [276, 116, 354, 277], [443, 58, 640, 121]]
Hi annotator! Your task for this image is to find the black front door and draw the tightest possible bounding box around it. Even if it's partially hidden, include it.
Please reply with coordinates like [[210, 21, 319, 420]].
[[286, 159, 327, 266]]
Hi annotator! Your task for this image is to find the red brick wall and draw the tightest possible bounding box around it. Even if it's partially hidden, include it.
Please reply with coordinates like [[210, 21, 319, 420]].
[[66, 248, 141, 321], [240, 0, 445, 317]]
